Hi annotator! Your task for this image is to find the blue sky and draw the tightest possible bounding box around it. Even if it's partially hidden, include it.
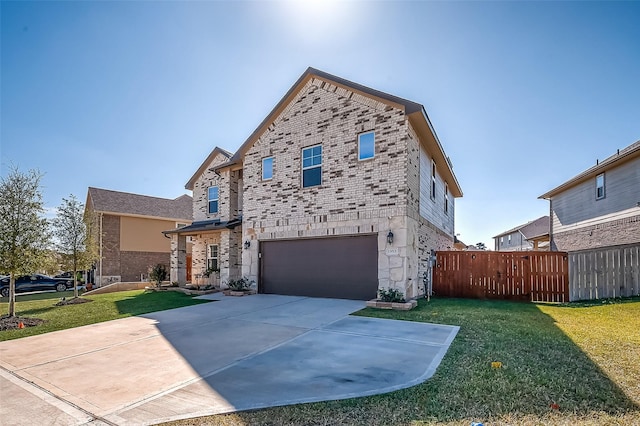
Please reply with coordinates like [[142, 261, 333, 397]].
[[2, 1, 639, 248]]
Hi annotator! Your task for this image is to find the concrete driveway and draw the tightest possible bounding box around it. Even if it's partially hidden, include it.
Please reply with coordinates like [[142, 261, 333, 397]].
[[0, 294, 459, 425]]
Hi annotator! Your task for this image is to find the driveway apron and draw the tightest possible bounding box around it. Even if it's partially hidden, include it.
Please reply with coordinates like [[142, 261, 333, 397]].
[[0, 294, 459, 426]]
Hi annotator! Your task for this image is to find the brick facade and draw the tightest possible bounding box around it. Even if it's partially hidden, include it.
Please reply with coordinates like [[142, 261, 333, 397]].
[[552, 214, 640, 251], [174, 69, 461, 300]]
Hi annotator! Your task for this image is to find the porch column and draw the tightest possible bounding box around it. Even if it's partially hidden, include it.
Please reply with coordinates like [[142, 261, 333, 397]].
[[170, 234, 187, 286]]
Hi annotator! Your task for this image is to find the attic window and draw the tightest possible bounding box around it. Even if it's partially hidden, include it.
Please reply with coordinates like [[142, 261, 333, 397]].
[[262, 157, 273, 180], [596, 173, 605, 200], [358, 131, 375, 161]]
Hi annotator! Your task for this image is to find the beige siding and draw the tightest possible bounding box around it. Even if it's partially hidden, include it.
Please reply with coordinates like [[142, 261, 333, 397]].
[[119, 216, 173, 252], [418, 139, 454, 236]]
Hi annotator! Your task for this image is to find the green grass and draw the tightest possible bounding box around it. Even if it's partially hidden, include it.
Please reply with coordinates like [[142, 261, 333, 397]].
[[163, 297, 640, 426], [0, 289, 209, 341]]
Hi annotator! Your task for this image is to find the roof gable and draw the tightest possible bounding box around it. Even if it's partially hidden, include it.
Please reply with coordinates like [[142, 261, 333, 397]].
[[493, 216, 549, 239], [185, 147, 232, 190], [214, 67, 462, 197], [87, 187, 193, 221], [540, 140, 640, 199]]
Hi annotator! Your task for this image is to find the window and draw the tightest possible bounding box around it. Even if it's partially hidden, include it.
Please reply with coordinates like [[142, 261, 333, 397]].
[[302, 145, 322, 188], [444, 183, 449, 215], [596, 173, 605, 200], [207, 244, 219, 271], [176, 223, 187, 228], [208, 186, 219, 214], [430, 160, 436, 200], [262, 157, 273, 180], [358, 131, 375, 160], [508, 235, 512, 244], [500, 236, 504, 244]]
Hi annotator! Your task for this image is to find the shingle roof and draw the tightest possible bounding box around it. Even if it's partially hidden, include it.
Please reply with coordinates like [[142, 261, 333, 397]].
[[87, 187, 192, 221], [539, 140, 640, 199], [493, 216, 549, 239]]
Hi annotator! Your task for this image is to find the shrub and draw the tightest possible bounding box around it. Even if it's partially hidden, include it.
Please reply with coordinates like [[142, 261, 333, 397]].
[[226, 276, 255, 291], [377, 287, 405, 303], [148, 264, 168, 288]]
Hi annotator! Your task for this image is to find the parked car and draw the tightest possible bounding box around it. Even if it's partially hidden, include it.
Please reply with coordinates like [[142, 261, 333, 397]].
[[0, 274, 74, 298]]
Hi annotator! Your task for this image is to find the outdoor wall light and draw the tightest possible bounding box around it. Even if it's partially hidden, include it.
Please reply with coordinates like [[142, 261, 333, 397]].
[[387, 230, 394, 244], [244, 240, 251, 249]]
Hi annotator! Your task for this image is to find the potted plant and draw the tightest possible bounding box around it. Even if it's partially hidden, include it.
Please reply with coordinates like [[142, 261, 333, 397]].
[[223, 276, 256, 296], [366, 288, 418, 310]]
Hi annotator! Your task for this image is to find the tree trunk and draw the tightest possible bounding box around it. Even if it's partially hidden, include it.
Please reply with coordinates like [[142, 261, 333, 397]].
[[8, 273, 16, 317]]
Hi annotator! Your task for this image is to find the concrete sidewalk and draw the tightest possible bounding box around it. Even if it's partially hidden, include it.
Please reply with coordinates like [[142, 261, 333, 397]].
[[0, 294, 459, 425]]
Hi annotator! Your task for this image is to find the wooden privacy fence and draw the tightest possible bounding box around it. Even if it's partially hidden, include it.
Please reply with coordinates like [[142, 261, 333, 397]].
[[433, 251, 569, 303], [568, 243, 640, 301]]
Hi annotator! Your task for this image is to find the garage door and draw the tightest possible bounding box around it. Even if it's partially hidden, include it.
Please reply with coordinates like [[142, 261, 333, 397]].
[[260, 235, 378, 300]]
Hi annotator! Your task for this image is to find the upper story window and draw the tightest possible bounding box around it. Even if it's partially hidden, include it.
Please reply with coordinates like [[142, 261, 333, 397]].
[[262, 157, 273, 181], [444, 183, 449, 215], [302, 145, 322, 188], [500, 236, 504, 244], [358, 131, 375, 161], [508, 235, 512, 244], [208, 186, 219, 214], [430, 160, 436, 201], [596, 173, 605, 200]]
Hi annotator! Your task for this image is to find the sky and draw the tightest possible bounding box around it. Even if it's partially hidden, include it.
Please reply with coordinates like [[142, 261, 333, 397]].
[[2, 0, 639, 248]]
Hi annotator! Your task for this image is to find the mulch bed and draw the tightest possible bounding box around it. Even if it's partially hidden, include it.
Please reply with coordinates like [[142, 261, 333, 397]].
[[55, 297, 92, 306], [0, 315, 45, 331]]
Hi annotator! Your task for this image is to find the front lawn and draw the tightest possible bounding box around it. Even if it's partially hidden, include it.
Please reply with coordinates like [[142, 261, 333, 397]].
[[165, 297, 640, 426], [0, 289, 209, 341]]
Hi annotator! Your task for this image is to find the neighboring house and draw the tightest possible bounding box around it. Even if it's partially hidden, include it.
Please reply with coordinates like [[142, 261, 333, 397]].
[[493, 216, 550, 251], [165, 67, 463, 301], [86, 187, 193, 285], [539, 140, 640, 251]]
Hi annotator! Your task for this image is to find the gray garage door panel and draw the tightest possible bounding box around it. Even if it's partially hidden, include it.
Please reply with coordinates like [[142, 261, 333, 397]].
[[260, 236, 378, 300]]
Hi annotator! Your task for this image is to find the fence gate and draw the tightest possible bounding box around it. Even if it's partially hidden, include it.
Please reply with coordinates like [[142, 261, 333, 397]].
[[433, 251, 569, 303]]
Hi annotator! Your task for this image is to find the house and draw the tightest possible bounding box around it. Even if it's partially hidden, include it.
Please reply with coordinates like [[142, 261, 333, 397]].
[[85, 187, 193, 285], [493, 216, 550, 251], [539, 140, 640, 251], [165, 67, 462, 300]]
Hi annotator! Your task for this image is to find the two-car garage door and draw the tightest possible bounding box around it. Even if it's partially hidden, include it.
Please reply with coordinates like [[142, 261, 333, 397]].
[[260, 235, 378, 300]]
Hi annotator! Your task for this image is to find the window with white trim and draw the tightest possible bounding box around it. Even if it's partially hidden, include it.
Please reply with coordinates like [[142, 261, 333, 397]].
[[208, 186, 219, 214], [302, 145, 322, 188], [207, 244, 219, 271], [508, 235, 512, 244], [596, 173, 605, 200], [262, 157, 273, 180], [430, 160, 436, 200], [358, 131, 375, 160]]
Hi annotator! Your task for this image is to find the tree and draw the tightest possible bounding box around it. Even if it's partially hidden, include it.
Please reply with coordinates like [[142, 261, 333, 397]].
[[52, 194, 98, 298], [0, 167, 51, 317], [148, 263, 168, 288], [476, 242, 487, 250]]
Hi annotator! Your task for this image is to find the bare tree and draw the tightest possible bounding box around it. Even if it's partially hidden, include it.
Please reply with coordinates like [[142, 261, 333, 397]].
[[52, 195, 98, 299], [0, 167, 50, 317]]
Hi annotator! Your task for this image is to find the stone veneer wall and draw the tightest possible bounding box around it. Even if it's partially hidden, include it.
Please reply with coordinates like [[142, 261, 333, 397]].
[[552, 214, 640, 251], [240, 77, 453, 298]]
